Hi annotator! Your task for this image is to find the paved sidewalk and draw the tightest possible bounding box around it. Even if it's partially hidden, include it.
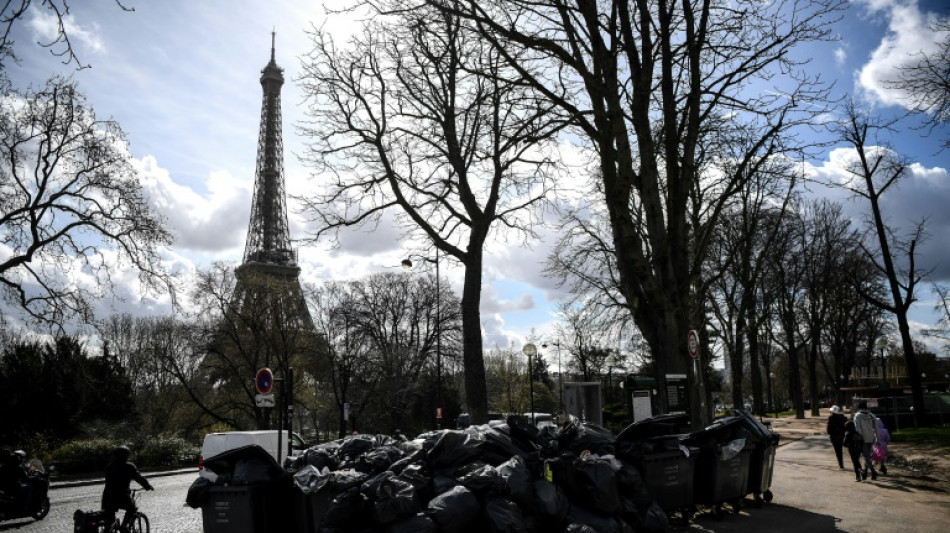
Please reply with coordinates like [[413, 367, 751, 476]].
[[49, 467, 196, 490], [681, 414, 950, 532]]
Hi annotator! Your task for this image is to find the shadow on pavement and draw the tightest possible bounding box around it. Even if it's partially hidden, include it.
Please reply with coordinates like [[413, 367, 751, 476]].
[[675, 502, 842, 533]]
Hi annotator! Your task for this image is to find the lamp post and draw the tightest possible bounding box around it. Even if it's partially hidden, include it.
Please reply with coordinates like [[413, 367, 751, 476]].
[[875, 337, 888, 388], [542, 341, 563, 415], [605, 355, 616, 404], [769, 372, 776, 419], [522, 343, 537, 426], [403, 249, 441, 428]]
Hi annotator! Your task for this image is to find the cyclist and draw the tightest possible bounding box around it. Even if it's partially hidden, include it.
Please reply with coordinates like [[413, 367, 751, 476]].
[[101, 446, 153, 533]]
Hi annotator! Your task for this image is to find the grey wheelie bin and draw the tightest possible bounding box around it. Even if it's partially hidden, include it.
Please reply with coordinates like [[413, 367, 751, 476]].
[[733, 409, 780, 506], [639, 443, 699, 524], [683, 417, 753, 520]]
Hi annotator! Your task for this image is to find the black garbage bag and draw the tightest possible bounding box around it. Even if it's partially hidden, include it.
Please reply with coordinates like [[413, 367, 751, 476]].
[[301, 447, 338, 471], [615, 464, 653, 514], [482, 427, 532, 466], [572, 455, 621, 515], [567, 505, 634, 533], [532, 479, 569, 526], [484, 498, 528, 533], [426, 485, 481, 533], [496, 455, 534, 506], [431, 473, 458, 496], [388, 513, 438, 533], [506, 415, 542, 451], [373, 473, 420, 525], [545, 453, 578, 495], [389, 449, 426, 475], [457, 463, 503, 497], [323, 487, 372, 529], [641, 501, 670, 532], [339, 434, 379, 460], [185, 476, 213, 509], [426, 430, 484, 470], [294, 465, 368, 494], [559, 420, 616, 456], [357, 445, 404, 475], [565, 525, 598, 533]]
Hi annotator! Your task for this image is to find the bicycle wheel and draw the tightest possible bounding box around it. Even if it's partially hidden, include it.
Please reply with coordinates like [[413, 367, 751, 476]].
[[130, 512, 150, 533]]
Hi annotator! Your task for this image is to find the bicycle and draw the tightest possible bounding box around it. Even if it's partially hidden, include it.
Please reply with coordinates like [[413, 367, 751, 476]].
[[105, 489, 150, 533]]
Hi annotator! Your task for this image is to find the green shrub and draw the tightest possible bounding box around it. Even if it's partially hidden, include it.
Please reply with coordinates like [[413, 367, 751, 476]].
[[135, 435, 199, 469], [51, 438, 117, 475]]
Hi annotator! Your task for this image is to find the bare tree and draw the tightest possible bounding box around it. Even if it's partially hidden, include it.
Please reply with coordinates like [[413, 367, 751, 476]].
[[297, 4, 560, 422], [412, 0, 844, 426], [830, 102, 932, 426], [888, 18, 950, 148], [1, 0, 134, 70], [0, 76, 172, 330]]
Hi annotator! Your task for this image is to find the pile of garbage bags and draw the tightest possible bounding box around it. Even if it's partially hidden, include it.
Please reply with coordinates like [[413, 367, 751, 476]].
[[188, 413, 771, 533]]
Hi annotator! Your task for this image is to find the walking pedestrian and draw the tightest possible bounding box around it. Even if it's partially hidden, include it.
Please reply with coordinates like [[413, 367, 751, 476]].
[[853, 401, 879, 480], [843, 418, 864, 481], [874, 417, 891, 475], [826, 405, 847, 469]]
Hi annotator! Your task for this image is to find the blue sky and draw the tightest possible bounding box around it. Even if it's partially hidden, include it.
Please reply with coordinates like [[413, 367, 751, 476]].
[[4, 0, 949, 355]]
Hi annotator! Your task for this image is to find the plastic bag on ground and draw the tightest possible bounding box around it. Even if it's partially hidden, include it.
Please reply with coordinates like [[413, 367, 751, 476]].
[[567, 504, 633, 533], [484, 497, 528, 533], [457, 463, 503, 497], [425, 485, 481, 533], [387, 513, 438, 533], [323, 487, 372, 529], [426, 430, 485, 470], [339, 434, 379, 460], [641, 501, 670, 531], [572, 455, 622, 515], [185, 476, 213, 508], [372, 473, 420, 525], [293, 465, 366, 494], [496, 455, 534, 505], [532, 479, 569, 525]]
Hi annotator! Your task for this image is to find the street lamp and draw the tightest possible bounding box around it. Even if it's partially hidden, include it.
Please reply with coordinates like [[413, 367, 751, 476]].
[[523, 343, 537, 426], [769, 372, 776, 419], [404, 249, 441, 428], [542, 341, 563, 415], [605, 355, 616, 404], [875, 337, 889, 388]]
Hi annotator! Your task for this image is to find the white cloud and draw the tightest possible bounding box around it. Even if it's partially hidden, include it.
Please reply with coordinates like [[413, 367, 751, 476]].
[[28, 11, 104, 54], [135, 155, 250, 255], [855, 0, 948, 110], [805, 146, 950, 282], [834, 47, 847, 67]]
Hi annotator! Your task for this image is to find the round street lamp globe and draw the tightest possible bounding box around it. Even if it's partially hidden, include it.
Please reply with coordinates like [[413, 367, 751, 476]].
[[522, 343, 537, 357]]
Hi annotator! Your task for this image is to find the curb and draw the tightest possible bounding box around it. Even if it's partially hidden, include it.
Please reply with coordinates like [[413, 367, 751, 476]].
[[50, 468, 197, 490]]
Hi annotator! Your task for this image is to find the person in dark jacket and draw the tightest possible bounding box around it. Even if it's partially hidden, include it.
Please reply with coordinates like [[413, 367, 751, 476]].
[[101, 446, 153, 532], [826, 405, 847, 469]]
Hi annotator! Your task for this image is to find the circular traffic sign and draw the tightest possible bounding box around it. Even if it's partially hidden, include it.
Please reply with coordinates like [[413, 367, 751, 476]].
[[687, 330, 699, 358], [255, 367, 274, 394]]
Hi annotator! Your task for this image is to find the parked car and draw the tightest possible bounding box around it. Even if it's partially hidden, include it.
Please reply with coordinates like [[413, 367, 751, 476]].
[[198, 430, 308, 480]]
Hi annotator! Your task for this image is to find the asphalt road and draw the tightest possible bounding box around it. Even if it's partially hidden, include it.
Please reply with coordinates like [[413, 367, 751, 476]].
[[0, 472, 202, 533]]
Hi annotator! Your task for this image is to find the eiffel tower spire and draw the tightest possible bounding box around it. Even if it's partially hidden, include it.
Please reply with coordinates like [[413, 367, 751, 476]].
[[243, 30, 294, 267]]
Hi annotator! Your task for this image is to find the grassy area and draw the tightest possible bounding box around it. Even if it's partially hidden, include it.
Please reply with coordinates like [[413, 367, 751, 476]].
[[891, 426, 950, 452]]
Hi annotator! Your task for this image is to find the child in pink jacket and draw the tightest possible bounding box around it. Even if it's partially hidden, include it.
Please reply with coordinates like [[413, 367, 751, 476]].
[[874, 418, 891, 475]]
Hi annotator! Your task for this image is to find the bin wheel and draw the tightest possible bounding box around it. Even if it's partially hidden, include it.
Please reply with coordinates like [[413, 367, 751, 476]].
[[752, 493, 764, 508], [731, 499, 744, 513], [712, 504, 724, 520], [763, 490, 774, 503], [679, 509, 693, 526]]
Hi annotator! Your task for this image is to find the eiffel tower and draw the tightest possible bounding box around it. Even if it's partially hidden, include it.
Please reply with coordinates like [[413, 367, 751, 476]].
[[216, 33, 312, 430], [233, 32, 309, 324]]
